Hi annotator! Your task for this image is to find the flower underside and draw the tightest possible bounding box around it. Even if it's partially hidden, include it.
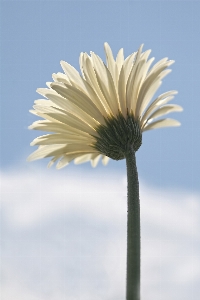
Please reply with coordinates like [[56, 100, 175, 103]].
[[28, 42, 183, 169], [94, 111, 142, 160]]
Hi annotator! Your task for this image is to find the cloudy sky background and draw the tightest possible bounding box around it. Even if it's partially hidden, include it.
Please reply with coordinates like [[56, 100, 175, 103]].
[[1, 1, 200, 299]]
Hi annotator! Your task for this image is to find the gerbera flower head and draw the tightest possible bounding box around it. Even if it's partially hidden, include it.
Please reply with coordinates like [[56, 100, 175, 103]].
[[28, 43, 183, 169]]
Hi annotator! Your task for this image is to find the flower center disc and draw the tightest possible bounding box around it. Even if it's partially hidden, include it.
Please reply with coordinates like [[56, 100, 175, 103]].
[[93, 112, 142, 160]]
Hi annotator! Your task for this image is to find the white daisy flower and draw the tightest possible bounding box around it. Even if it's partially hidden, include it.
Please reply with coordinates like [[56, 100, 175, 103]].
[[28, 43, 182, 169]]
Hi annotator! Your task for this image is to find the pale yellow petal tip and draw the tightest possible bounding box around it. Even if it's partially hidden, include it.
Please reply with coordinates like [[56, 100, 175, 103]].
[[47, 161, 53, 168], [139, 44, 144, 51], [30, 141, 35, 146], [26, 154, 33, 162], [56, 162, 69, 170], [36, 88, 42, 93], [102, 156, 109, 166], [168, 60, 175, 66], [52, 73, 57, 80], [178, 106, 184, 112], [28, 124, 34, 130], [29, 109, 36, 113], [104, 42, 109, 47], [91, 160, 96, 168], [176, 121, 181, 126], [60, 60, 70, 70], [46, 82, 52, 88]]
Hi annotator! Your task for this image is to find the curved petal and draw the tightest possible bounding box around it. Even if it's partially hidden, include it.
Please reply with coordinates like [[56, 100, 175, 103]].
[[81, 76, 108, 117], [118, 66, 127, 117], [47, 155, 62, 168], [52, 72, 71, 84], [140, 91, 178, 126], [27, 144, 67, 161], [50, 83, 104, 125], [116, 48, 124, 73], [102, 156, 110, 165], [91, 52, 120, 116], [60, 60, 86, 92], [56, 153, 81, 169], [126, 44, 144, 111], [136, 60, 174, 115], [74, 153, 93, 165], [90, 154, 101, 167], [30, 133, 95, 146], [130, 57, 155, 114], [123, 52, 137, 84], [136, 80, 162, 118], [81, 54, 112, 114], [28, 120, 95, 139], [41, 91, 97, 126], [104, 42, 116, 83], [145, 104, 183, 123], [143, 118, 181, 132]]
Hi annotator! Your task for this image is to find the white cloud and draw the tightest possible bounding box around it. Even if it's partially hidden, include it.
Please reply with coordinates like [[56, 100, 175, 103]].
[[1, 169, 200, 300]]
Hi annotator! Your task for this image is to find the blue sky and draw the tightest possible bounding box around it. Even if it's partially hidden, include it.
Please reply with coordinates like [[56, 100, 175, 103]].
[[1, 1, 200, 300]]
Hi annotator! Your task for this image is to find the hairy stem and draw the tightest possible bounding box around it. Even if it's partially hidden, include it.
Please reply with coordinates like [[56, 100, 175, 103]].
[[125, 144, 140, 300]]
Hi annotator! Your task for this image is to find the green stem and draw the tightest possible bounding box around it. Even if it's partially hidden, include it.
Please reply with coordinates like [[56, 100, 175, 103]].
[[125, 144, 140, 300]]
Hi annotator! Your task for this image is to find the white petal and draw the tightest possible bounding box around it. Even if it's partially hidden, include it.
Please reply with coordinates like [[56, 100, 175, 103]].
[[157, 69, 172, 81], [33, 104, 64, 114], [29, 120, 92, 137], [63, 143, 96, 154], [147, 58, 169, 77], [34, 99, 58, 107], [28, 120, 64, 131], [116, 48, 124, 73], [104, 42, 116, 83], [79, 54, 112, 115], [126, 59, 143, 112], [74, 154, 93, 165], [118, 66, 127, 117], [123, 52, 137, 84], [56, 154, 77, 169], [137, 60, 173, 112], [139, 80, 162, 117], [30, 133, 95, 146], [145, 104, 183, 123], [91, 52, 120, 116], [28, 143, 96, 163], [51, 83, 105, 124], [29, 109, 60, 123], [60, 60, 86, 92], [46, 82, 52, 88], [27, 144, 67, 161], [140, 49, 152, 61], [51, 150, 99, 169], [126, 45, 144, 112], [143, 118, 181, 132], [90, 154, 101, 167], [140, 90, 178, 126], [102, 156, 110, 165], [79, 52, 86, 79], [135, 44, 144, 63], [47, 155, 62, 168], [129, 57, 154, 114], [44, 88, 100, 128], [37, 88, 54, 98], [52, 72, 71, 84]]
